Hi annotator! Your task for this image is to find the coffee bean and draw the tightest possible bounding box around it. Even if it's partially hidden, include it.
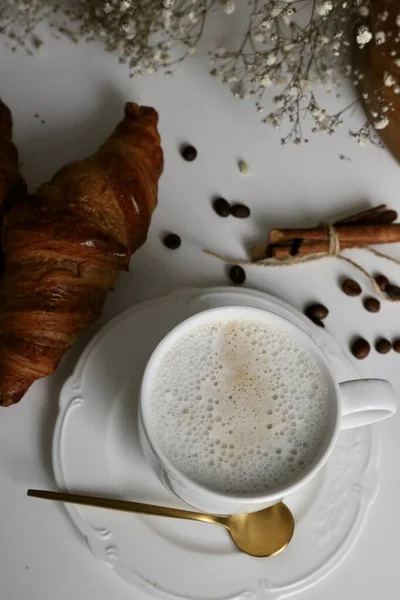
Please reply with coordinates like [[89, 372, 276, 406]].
[[386, 284, 400, 300], [180, 144, 197, 161], [341, 278, 362, 296], [374, 273, 389, 291], [363, 297, 380, 313], [375, 338, 392, 354], [231, 203, 251, 219], [308, 316, 325, 328], [393, 339, 400, 353], [163, 233, 181, 249], [213, 197, 231, 217], [229, 265, 246, 285], [351, 338, 370, 359], [305, 303, 329, 321]]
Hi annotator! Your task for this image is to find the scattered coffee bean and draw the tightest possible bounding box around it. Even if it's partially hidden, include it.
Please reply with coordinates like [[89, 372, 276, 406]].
[[213, 197, 231, 217], [229, 265, 246, 285], [351, 338, 370, 359], [180, 144, 197, 161], [374, 273, 389, 291], [231, 203, 251, 219], [375, 338, 392, 354], [363, 297, 380, 313], [386, 284, 400, 300], [393, 339, 400, 353], [163, 233, 181, 249], [308, 316, 325, 328], [341, 278, 362, 297], [305, 303, 329, 321]]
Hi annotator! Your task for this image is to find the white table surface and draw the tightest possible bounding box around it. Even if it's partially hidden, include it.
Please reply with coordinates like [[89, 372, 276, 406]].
[[1, 14, 400, 600]]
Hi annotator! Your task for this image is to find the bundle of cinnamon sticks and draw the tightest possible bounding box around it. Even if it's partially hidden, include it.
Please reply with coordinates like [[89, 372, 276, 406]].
[[251, 205, 399, 262]]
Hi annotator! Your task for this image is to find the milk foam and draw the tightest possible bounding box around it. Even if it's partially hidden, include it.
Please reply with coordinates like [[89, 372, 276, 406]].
[[150, 319, 330, 495]]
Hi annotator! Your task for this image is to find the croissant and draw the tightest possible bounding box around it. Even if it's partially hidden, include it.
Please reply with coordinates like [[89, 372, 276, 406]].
[[0, 99, 26, 215], [0, 102, 163, 406]]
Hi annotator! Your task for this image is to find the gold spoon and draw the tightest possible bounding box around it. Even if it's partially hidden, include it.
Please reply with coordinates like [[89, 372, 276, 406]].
[[27, 489, 294, 558]]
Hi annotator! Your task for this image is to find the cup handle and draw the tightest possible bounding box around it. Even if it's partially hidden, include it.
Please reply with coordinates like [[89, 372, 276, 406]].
[[339, 378, 397, 431]]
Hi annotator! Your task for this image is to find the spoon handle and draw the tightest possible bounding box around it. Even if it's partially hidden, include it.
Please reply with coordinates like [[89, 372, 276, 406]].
[[27, 489, 224, 527]]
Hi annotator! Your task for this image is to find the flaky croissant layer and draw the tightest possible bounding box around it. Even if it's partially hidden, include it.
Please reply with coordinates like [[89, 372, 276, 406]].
[[0, 102, 163, 406]]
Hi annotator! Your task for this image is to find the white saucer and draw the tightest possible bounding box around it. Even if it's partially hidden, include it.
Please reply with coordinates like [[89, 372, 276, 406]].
[[52, 287, 379, 600]]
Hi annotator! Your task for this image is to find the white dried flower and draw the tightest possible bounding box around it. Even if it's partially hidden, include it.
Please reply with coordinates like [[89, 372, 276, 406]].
[[375, 31, 386, 45], [310, 105, 320, 116], [266, 53, 277, 66], [238, 160, 250, 174], [260, 19, 272, 31], [397, 15, 400, 27], [352, 126, 370, 146], [379, 11, 388, 21], [384, 72, 396, 87], [224, 1, 236, 15], [395, 59, 400, 67], [284, 43, 294, 52], [163, 0, 176, 7], [103, 3, 113, 14], [358, 5, 369, 16], [260, 75, 272, 87], [273, 96, 285, 108], [394, 86, 400, 94], [356, 26, 372, 47], [316, 1, 333, 16], [188, 11, 198, 23], [374, 116, 389, 130], [318, 35, 330, 46], [299, 79, 311, 91], [253, 33, 264, 43], [121, 0, 132, 9]]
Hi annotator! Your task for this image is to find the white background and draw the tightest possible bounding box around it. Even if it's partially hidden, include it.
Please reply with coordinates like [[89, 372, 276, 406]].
[[1, 9, 400, 599]]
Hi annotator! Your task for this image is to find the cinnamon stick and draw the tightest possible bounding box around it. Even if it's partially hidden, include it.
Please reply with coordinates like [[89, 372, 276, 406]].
[[250, 205, 398, 262], [336, 204, 390, 225], [270, 240, 357, 259], [338, 208, 397, 226], [267, 224, 400, 260], [269, 224, 400, 245]]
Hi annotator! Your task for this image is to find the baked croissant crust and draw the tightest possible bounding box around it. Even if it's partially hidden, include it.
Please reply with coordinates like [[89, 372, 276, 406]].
[[0, 102, 163, 406], [0, 99, 26, 216]]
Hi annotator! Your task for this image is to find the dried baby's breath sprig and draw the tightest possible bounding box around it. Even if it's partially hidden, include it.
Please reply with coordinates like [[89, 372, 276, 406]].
[[0, 0, 396, 145], [1, 1, 221, 72], [208, 0, 389, 145]]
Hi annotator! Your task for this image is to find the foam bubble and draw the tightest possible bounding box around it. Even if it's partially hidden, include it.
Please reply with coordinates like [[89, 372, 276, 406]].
[[150, 319, 330, 495]]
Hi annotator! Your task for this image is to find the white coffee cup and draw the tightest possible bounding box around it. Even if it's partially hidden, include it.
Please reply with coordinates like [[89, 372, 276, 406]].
[[138, 306, 396, 515]]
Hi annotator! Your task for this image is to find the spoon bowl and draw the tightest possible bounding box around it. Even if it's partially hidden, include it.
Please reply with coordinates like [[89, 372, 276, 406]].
[[223, 503, 294, 557]]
